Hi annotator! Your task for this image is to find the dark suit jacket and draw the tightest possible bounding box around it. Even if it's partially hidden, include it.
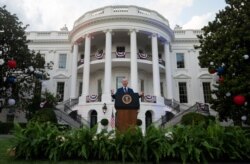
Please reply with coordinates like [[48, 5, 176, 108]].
[[112, 87, 134, 99]]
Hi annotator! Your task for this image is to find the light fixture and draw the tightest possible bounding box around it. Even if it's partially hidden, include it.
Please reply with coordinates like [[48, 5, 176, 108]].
[[102, 103, 107, 114]]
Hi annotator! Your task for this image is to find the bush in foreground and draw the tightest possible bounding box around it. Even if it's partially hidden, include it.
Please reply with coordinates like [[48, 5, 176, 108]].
[[11, 121, 250, 163]]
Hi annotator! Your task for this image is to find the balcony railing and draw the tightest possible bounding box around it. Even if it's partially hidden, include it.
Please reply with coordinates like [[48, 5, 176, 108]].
[[141, 95, 156, 103], [78, 52, 166, 65], [86, 94, 102, 103]]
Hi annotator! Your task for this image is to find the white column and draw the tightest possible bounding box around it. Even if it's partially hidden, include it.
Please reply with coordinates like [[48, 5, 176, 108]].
[[164, 42, 173, 99], [70, 43, 78, 99], [130, 29, 138, 92], [79, 34, 91, 104], [102, 30, 112, 102], [152, 34, 161, 97]]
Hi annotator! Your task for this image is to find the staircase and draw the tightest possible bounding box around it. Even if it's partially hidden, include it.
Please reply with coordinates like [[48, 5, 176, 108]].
[[164, 98, 181, 113], [153, 98, 181, 127], [165, 102, 210, 126], [153, 100, 210, 127], [55, 98, 89, 128], [54, 109, 82, 128]]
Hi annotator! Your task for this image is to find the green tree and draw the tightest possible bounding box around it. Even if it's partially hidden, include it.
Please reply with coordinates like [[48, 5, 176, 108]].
[[0, 6, 52, 111], [196, 0, 250, 125]]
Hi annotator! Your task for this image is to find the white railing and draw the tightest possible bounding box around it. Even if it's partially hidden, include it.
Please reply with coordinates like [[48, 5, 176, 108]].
[[74, 6, 169, 27], [91, 9, 104, 16]]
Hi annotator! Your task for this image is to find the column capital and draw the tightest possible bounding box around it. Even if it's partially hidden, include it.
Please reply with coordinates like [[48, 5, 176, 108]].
[[151, 33, 158, 38], [163, 40, 170, 44], [129, 29, 138, 34], [83, 33, 92, 38], [73, 42, 80, 45], [103, 29, 112, 33]]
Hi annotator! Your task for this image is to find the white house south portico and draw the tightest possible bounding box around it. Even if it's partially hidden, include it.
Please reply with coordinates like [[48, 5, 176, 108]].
[[25, 5, 213, 131]]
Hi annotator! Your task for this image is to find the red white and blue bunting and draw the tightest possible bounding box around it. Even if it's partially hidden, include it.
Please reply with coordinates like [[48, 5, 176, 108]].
[[144, 95, 156, 103], [87, 95, 98, 102], [138, 53, 148, 59], [95, 52, 104, 59], [116, 51, 126, 58]]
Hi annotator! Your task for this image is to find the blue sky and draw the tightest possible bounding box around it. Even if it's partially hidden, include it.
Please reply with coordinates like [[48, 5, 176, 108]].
[[0, 0, 227, 31]]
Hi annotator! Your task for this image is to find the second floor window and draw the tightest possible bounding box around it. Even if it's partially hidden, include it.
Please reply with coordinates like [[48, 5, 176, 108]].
[[58, 54, 67, 69], [176, 53, 185, 68]]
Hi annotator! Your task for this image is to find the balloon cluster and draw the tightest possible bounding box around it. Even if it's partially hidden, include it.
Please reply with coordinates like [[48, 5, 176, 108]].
[[208, 62, 247, 107], [0, 49, 53, 109], [209, 62, 225, 84]]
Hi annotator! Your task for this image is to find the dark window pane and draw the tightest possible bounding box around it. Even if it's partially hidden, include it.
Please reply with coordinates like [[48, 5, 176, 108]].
[[202, 82, 211, 103], [178, 82, 188, 103]]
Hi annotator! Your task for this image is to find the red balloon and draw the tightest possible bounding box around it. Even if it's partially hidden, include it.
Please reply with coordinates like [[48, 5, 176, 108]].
[[219, 76, 224, 83], [233, 95, 246, 106], [7, 60, 17, 69], [209, 68, 216, 74]]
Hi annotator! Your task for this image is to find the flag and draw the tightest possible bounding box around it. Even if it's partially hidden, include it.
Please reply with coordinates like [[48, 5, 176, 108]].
[[110, 109, 115, 129]]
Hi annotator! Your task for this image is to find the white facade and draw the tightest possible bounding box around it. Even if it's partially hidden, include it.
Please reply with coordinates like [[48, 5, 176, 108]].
[[26, 6, 213, 131]]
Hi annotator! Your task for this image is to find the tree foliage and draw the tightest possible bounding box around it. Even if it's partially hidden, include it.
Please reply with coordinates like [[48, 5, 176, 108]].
[[196, 0, 250, 125], [0, 5, 52, 110]]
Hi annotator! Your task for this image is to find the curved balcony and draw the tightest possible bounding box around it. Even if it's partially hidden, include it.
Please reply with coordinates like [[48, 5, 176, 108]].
[[77, 51, 165, 67]]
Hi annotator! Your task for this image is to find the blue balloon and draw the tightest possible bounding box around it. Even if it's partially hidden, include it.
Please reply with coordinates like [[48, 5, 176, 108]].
[[217, 67, 224, 75], [7, 76, 16, 84]]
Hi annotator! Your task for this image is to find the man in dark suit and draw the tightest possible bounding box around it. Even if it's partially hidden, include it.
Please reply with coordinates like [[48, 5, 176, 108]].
[[111, 78, 143, 99]]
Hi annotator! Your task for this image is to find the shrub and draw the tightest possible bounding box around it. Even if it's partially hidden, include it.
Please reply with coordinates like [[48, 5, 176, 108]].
[[30, 108, 57, 124], [100, 118, 109, 126], [136, 119, 142, 126], [10, 121, 250, 163], [181, 112, 207, 125]]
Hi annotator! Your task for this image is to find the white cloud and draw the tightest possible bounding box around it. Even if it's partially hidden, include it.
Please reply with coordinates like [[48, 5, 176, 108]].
[[145, 0, 194, 28], [182, 12, 215, 29], [1, 0, 218, 31]]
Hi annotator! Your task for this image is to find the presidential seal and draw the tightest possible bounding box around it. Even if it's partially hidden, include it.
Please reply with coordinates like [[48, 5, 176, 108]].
[[122, 94, 132, 104]]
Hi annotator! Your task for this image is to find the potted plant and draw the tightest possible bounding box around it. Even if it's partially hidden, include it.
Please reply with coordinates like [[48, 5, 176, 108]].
[[100, 118, 109, 126], [136, 119, 142, 126]]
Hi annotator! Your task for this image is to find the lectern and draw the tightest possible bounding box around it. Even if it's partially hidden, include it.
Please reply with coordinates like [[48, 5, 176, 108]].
[[114, 92, 140, 132]]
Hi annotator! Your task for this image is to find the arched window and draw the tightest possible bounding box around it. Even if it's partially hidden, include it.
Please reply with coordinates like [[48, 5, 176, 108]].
[[90, 110, 97, 128], [145, 111, 152, 128]]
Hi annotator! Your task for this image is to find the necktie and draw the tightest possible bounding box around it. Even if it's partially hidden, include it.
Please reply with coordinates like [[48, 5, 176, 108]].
[[124, 87, 127, 93]]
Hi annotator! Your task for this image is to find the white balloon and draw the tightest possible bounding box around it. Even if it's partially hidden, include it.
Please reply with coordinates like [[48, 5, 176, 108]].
[[0, 59, 4, 65], [28, 66, 34, 72], [243, 54, 249, 60], [8, 98, 16, 106], [226, 92, 231, 97], [241, 115, 247, 121], [210, 62, 214, 65]]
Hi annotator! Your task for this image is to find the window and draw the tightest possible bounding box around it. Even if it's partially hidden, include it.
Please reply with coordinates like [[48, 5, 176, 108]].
[[56, 82, 65, 102], [178, 82, 188, 103], [58, 54, 67, 69], [116, 76, 125, 89], [176, 53, 185, 68], [202, 82, 211, 103]]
